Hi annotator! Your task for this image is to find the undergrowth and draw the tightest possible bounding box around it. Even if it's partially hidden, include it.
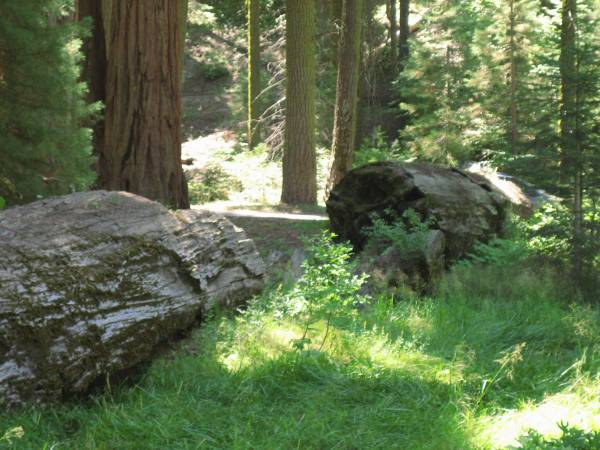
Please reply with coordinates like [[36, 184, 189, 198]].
[[1, 234, 599, 449]]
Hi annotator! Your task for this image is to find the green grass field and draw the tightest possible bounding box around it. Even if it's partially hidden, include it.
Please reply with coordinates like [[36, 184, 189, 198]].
[[2, 249, 599, 449]]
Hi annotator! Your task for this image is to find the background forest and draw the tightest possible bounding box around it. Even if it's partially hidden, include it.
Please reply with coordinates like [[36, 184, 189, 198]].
[[1, 0, 600, 449]]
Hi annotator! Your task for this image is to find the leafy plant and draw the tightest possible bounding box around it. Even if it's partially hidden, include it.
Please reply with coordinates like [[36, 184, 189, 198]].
[[459, 238, 530, 268], [285, 231, 368, 351], [0, 426, 24, 444], [363, 208, 432, 258], [353, 127, 409, 168], [185, 164, 243, 204], [519, 202, 572, 263], [200, 61, 230, 81], [0, 196, 5, 210], [516, 423, 600, 449]]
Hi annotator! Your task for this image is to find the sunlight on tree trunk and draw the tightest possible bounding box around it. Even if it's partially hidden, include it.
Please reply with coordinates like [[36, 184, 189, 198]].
[[247, 0, 261, 149], [281, 0, 317, 205]]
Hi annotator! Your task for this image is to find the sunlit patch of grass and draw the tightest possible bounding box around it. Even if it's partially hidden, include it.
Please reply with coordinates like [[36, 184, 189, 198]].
[[2, 262, 599, 449], [474, 375, 600, 448]]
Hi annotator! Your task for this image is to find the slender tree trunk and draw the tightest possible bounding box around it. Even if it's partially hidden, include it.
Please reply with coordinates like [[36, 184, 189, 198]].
[[386, 0, 398, 67], [281, 0, 317, 205], [76, 0, 108, 161], [559, 0, 582, 277], [399, 0, 410, 63], [508, 0, 519, 154], [247, 0, 261, 149], [329, 0, 344, 65], [98, 1, 189, 208], [326, 0, 364, 197]]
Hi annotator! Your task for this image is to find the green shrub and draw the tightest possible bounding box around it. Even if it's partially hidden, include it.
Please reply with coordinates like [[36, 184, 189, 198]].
[[517, 423, 600, 450], [459, 238, 530, 268], [519, 202, 572, 263], [363, 208, 432, 258], [186, 164, 242, 204], [353, 127, 409, 168], [284, 231, 368, 350], [200, 61, 230, 81]]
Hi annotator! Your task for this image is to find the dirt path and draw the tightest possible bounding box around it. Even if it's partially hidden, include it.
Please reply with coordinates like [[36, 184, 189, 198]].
[[193, 205, 328, 257]]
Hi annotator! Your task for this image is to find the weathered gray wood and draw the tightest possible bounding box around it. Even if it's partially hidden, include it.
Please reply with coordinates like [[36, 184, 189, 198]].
[[0, 191, 265, 408]]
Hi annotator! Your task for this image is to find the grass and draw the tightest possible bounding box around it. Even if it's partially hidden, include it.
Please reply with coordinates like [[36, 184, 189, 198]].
[[2, 248, 599, 449]]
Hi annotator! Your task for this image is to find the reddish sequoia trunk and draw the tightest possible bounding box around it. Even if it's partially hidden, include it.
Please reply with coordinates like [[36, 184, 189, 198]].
[[87, 1, 189, 208]]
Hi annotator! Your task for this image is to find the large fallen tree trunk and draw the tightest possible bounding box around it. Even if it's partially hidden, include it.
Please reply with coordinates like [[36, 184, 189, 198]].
[[326, 162, 508, 261], [0, 191, 265, 409]]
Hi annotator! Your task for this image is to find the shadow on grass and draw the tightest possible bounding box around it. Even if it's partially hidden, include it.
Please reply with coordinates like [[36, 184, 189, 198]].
[[1, 342, 471, 450], [361, 264, 600, 416]]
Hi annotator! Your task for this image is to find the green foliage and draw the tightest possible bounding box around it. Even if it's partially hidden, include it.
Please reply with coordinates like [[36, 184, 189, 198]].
[[363, 208, 432, 258], [460, 238, 530, 268], [519, 202, 572, 263], [200, 60, 230, 81], [0, 426, 24, 445], [397, 0, 484, 164], [0, 196, 5, 210], [285, 231, 368, 350], [196, 0, 284, 29], [352, 127, 409, 168], [518, 423, 600, 449], [0, 0, 96, 205], [186, 164, 243, 204]]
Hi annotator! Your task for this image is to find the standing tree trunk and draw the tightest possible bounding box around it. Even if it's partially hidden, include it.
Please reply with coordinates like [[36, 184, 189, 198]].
[[326, 0, 364, 196], [508, 0, 519, 154], [399, 0, 410, 63], [323, 0, 343, 66], [76, 0, 108, 162], [247, 0, 261, 149], [386, 0, 398, 67], [281, 0, 317, 205], [77, 0, 189, 209], [559, 0, 582, 277]]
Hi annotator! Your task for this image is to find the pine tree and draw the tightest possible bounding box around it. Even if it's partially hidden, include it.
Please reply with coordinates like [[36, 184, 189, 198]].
[[398, 0, 482, 164], [399, 0, 410, 63], [0, 0, 95, 205], [559, 0, 581, 274], [386, 0, 398, 67], [281, 0, 317, 204]]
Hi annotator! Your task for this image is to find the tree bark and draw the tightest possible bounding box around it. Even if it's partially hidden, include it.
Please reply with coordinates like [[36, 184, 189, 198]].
[[76, 0, 107, 162], [559, 0, 583, 278], [78, 1, 189, 209], [508, 0, 519, 154], [281, 0, 317, 205], [247, 0, 261, 149], [326, 0, 364, 197], [386, 0, 398, 67], [399, 0, 410, 63]]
